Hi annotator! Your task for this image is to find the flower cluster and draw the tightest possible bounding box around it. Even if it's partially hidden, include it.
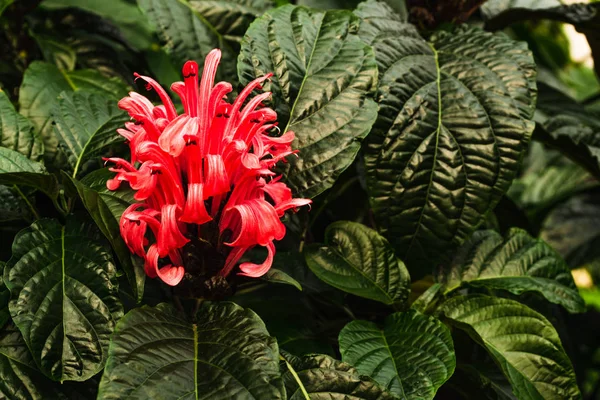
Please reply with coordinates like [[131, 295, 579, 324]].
[[106, 49, 310, 286]]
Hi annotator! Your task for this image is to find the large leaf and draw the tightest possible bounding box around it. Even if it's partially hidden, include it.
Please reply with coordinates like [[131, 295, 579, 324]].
[[481, 0, 561, 23], [338, 310, 455, 399], [4, 217, 122, 382], [70, 169, 144, 303], [18, 62, 130, 163], [138, 0, 272, 82], [283, 353, 397, 400], [97, 302, 285, 400], [357, 0, 537, 270], [0, 147, 59, 200], [440, 295, 581, 400], [541, 192, 600, 268], [52, 91, 129, 178], [304, 221, 410, 305], [437, 228, 584, 313], [0, 91, 43, 161], [41, 0, 155, 50], [238, 5, 378, 198]]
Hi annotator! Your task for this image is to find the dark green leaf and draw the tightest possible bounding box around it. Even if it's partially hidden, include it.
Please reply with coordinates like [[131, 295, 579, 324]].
[[283, 353, 398, 400], [262, 268, 302, 291], [304, 221, 410, 305], [481, 0, 561, 24], [97, 302, 285, 400], [437, 228, 584, 313], [18, 62, 130, 163], [440, 295, 581, 400], [33, 34, 77, 72], [448, 364, 516, 400], [41, 0, 155, 50], [0, 147, 59, 200], [541, 192, 600, 268], [5, 217, 123, 382], [534, 84, 600, 182], [70, 169, 144, 303], [238, 5, 378, 198], [357, 0, 537, 270], [52, 91, 129, 178], [0, 262, 8, 330], [338, 310, 455, 399], [138, 0, 272, 82], [0, 91, 43, 161]]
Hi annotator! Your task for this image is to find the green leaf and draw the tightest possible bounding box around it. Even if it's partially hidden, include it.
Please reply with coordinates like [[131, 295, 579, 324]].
[[5, 216, 123, 382], [541, 192, 600, 268], [437, 228, 585, 313], [0, 0, 13, 17], [41, 0, 155, 51], [52, 91, 129, 178], [0, 147, 59, 200], [283, 353, 398, 400], [70, 169, 144, 303], [440, 295, 581, 400], [448, 363, 516, 400], [338, 310, 455, 399], [0, 262, 8, 330], [97, 302, 285, 400], [262, 268, 302, 291], [304, 221, 410, 305], [357, 1, 537, 270], [238, 5, 378, 198], [0, 91, 44, 161], [481, 0, 561, 23], [534, 84, 600, 182], [138, 0, 272, 82], [33, 34, 77, 71], [18, 62, 130, 164]]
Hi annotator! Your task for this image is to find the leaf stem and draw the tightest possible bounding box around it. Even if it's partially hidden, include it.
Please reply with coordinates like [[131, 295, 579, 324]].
[[280, 355, 310, 400]]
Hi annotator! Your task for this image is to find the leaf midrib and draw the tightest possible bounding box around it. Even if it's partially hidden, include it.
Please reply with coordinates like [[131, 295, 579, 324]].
[[282, 11, 324, 134]]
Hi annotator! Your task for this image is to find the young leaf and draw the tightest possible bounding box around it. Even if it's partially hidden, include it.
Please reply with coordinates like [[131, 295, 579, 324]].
[[338, 310, 455, 400], [0, 91, 44, 161], [304, 221, 410, 306], [52, 91, 129, 178], [440, 295, 581, 400], [69, 168, 145, 303], [238, 5, 378, 198], [97, 302, 285, 400], [437, 228, 585, 313], [357, 0, 537, 270], [262, 268, 303, 291], [283, 354, 398, 400], [4, 217, 123, 382], [0, 147, 59, 200], [19, 62, 130, 163]]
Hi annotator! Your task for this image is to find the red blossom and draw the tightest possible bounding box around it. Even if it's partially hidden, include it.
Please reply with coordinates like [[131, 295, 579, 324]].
[[107, 49, 311, 287]]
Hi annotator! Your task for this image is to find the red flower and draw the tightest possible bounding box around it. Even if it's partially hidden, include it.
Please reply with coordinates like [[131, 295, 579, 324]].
[[107, 49, 311, 286]]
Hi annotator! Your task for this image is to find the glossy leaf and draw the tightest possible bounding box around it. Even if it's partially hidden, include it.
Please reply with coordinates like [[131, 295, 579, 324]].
[[70, 168, 144, 303], [304, 221, 410, 305], [338, 310, 455, 399], [5, 217, 122, 382], [238, 5, 378, 198], [440, 295, 581, 400], [541, 192, 600, 268], [283, 353, 398, 400], [0, 147, 59, 200], [262, 268, 302, 291], [357, 0, 537, 269], [52, 91, 129, 178], [97, 302, 285, 400], [18, 62, 130, 163], [437, 228, 584, 313], [0, 91, 43, 161]]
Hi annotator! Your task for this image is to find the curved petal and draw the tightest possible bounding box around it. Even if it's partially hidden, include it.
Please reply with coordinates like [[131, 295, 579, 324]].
[[238, 242, 275, 277]]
